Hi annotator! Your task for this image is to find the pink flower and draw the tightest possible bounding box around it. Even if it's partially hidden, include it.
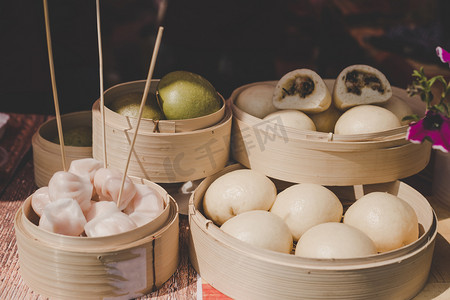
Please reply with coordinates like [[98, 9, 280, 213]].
[[406, 110, 450, 153], [406, 47, 450, 152], [436, 47, 450, 67]]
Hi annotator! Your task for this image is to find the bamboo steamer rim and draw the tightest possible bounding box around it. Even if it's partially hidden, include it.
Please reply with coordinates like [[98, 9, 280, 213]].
[[230, 115, 417, 152], [229, 80, 425, 144], [102, 79, 226, 133], [189, 164, 437, 270], [35, 110, 93, 150], [33, 131, 92, 154], [93, 97, 232, 137], [17, 177, 178, 251], [16, 197, 178, 253]]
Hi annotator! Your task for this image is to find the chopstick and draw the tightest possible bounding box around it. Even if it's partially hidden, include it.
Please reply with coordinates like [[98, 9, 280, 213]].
[[43, 0, 67, 171], [116, 26, 164, 209]]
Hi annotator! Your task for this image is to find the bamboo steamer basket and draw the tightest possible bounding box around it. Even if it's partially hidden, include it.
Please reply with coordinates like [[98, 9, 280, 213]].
[[189, 164, 437, 300], [92, 80, 232, 183], [14, 177, 179, 300], [230, 80, 432, 186], [32, 111, 93, 187]]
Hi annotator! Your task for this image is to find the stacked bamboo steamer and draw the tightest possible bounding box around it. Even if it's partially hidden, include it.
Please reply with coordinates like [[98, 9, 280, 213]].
[[188, 72, 437, 299]]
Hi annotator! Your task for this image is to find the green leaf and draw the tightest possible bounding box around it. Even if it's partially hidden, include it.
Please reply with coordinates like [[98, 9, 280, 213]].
[[435, 75, 447, 85], [428, 76, 441, 87], [433, 104, 446, 114], [412, 70, 422, 78], [408, 67, 450, 110], [402, 114, 421, 122], [433, 103, 449, 117]]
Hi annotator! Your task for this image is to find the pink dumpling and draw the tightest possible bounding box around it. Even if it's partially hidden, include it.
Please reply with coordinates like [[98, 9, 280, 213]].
[[84, 211, 137, 237], [48, 171, 93, 213], [124, 183, 164, 216], [68, 158, 103, 184], [31, 186, 51, 217], [85, 200, 121, 222], [128, 211, 159, 227], [93, 168, 136, 210], [39, 198, 87, 236]]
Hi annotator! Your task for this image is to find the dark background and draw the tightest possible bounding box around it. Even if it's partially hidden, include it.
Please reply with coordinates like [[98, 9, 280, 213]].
[[1, 0, 449, 115]]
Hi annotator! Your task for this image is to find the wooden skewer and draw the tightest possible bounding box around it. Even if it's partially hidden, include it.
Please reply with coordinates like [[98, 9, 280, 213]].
[[43, 0, 67, 172], [96, 0, 107, 168], [116, 26, 164, 209]]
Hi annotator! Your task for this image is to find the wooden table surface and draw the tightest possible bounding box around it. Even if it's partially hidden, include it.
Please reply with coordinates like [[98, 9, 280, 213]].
[[0, 113, 449, 300]]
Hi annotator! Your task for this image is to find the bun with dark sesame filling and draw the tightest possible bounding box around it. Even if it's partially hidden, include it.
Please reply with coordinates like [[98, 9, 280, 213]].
[[273, 69, 331, 113], [333, 65, 392, 110]]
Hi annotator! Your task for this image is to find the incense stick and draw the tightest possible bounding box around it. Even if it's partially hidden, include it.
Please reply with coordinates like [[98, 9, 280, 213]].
[[43, 0, 67, 171], [117, 26, 164, 209], [96, 0, 107, 168]]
